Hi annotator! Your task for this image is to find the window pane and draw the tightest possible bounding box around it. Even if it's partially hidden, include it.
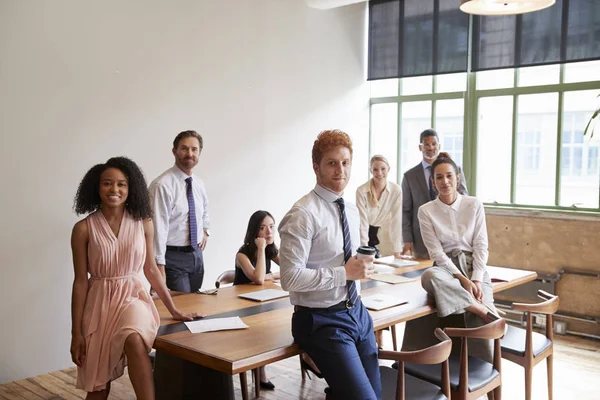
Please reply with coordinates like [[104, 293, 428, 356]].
[[370, 79, 399, 98], [435, 99, 465, 167], [370, 103, 398, 183], [400, 101, 431, 177], [477, 96, 513, 203], [515, 93, 559, 206], [436, 73, 467, 93], [401, 75, 433, 95], [560, 90, 600, 208], [476, 69, 514, 90], [518, 65, 560, 87], [564, 60, 600, 83]]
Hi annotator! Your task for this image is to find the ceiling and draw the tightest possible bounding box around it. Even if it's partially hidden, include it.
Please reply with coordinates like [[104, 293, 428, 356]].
[[306, 0, 368, 10]]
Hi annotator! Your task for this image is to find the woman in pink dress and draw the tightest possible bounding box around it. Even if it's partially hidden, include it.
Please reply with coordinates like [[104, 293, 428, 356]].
[[70, 157, 201, 400]]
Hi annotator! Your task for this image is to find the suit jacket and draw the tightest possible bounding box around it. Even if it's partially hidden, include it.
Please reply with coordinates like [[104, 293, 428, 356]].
[[401, 162, 468, 258]]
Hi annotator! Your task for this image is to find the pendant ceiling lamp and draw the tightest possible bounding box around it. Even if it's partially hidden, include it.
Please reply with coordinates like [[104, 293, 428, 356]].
[[460, 0, 556, 16]]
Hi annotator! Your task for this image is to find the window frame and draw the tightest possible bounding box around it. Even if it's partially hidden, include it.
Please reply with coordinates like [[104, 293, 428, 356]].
[[369, 64, 600, 214]]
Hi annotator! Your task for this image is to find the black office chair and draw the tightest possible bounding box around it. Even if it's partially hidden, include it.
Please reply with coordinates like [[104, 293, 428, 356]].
[[215, 270, 235, 288]]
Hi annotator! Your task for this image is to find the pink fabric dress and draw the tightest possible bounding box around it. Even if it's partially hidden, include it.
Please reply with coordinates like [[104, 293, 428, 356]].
[[76, 210, 160, 392]]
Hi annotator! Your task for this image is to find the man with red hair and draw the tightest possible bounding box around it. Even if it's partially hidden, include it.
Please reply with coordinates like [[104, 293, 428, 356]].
[[279, 129, 381, 400]]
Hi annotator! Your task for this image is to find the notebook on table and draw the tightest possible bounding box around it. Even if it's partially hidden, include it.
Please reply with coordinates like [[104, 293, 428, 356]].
[[374, 256, 420, 268], [362, 294, 408, 311], [238, 288, 289, 302]]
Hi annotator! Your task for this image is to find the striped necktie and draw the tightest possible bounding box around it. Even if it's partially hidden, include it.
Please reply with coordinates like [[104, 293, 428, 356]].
[[334, 197, 359, 307], [185, 177, 198, 248]]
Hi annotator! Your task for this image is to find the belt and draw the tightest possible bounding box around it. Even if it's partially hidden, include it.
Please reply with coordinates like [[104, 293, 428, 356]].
[[166, 245, 197, 253], [90, 274, 136, 281], [294, 298, 361, 313]]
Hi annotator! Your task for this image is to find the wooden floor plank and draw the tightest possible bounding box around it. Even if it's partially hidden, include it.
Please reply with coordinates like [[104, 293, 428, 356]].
[[0, 383, 42, 400], [29, 376, 83, 400], [0, 385, 27, 400], [13, 380, 55, 399], [2, 334, 599, 400]]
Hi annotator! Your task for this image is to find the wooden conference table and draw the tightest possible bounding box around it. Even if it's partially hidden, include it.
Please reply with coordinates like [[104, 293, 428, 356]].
[[152, 261, 537, 399]]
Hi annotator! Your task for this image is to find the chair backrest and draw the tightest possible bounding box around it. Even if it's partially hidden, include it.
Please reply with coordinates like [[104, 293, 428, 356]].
[[215, 270, 235, 288], [444, 318, 506, 398], [512, 289, 559, 315], [379, 328, 452, 399], [512, 289, 560, 343]]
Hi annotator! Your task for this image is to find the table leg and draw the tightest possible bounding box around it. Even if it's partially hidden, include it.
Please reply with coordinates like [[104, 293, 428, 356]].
[[154, 350, 235, 400]]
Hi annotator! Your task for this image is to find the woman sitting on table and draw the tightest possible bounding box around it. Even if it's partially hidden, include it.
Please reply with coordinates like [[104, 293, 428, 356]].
[[234, 210, 280, 389], [418, 152, 501, 362], [70, 157, 200, 400], [356, 155, 403, 259]]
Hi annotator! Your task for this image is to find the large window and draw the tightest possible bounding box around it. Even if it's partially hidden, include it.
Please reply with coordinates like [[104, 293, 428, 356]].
[[369, 61, 600, 212]]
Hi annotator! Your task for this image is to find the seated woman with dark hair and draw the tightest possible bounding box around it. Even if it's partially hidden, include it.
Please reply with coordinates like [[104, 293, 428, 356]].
[[418, 152, 501, 362], [234, 210, 281, 285], [234, 210, 280, 389]]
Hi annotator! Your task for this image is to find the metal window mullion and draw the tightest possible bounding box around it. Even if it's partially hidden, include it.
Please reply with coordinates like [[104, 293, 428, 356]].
[[369, 91, 464, 104], [397, 101, 403, 184], [466, 72, 477, 194], [368, 102, 373, 178], [431, 98, 436, 131], [555, 64, 566, 206], [511, 93, 519, 204]]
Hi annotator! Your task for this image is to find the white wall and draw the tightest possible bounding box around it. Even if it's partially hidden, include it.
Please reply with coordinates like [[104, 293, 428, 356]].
[[0, 0, 369, 382]]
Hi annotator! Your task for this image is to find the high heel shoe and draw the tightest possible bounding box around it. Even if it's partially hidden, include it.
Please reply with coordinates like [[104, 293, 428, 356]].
[[300, 358, 324, 379]]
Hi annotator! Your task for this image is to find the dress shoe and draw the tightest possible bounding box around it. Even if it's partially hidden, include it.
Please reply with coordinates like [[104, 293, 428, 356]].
[[259, 380, 275, 390]]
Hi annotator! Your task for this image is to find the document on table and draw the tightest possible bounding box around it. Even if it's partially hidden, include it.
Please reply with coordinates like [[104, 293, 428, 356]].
[[374, 256, 420, 268], [184, 317, 249, 334], [362, 294, 408, 311], [369, 273, 420, 284]]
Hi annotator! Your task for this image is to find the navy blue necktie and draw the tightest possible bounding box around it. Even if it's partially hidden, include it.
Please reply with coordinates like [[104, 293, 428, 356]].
[[334, 197, 359, 307], [185, 177, 198, 248], [427, 166, 438, 200]]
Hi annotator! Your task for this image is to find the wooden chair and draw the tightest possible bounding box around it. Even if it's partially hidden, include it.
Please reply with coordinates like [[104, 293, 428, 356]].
[[379, 328, 452, 400], [501, 290, 559, 400], [404, 318, 506, 400], [215, 269, 258, 400]]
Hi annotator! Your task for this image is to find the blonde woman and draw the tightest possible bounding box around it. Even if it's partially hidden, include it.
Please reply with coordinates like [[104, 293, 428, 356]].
[[356, 155, 403, 258]]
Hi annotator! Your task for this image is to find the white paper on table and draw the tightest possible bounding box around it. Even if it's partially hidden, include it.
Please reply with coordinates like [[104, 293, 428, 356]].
[[184, 317, 249, 334], [374, 256, 419, 268]]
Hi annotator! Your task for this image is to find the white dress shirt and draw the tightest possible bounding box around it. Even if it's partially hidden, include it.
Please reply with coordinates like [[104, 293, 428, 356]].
[[148, 165, 210, 265], [279, 184, 361, 308], [356, 180, 403, 254], [418, 194, 488, 282]]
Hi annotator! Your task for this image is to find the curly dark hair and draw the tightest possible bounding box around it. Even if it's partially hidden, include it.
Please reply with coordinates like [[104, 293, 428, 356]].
[[73, 157, 152, 220], [240, 210, 279, 262]]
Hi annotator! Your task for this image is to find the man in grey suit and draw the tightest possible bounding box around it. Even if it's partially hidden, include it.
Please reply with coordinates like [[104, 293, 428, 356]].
[[401, 129, 468, 258]]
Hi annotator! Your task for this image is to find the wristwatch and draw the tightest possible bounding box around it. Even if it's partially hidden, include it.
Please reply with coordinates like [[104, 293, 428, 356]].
[[204, 229, 210, 237]]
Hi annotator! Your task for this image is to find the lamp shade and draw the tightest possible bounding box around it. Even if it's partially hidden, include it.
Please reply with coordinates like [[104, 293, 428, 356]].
[[460, 0, 556, 16]]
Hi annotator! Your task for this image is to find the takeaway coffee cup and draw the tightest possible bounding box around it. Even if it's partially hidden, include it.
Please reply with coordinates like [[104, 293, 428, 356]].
[[356, 246, 377, 260]]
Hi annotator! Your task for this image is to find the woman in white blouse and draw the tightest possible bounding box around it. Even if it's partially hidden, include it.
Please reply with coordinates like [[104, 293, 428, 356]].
[[356, 155, 403, 258], [418, 153, 500, 360]]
